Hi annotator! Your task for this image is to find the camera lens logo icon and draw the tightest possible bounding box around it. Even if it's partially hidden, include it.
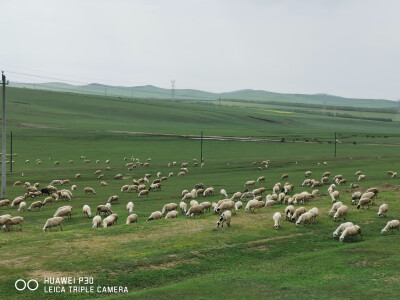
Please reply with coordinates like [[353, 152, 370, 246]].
[[15, 279, 39, 291]]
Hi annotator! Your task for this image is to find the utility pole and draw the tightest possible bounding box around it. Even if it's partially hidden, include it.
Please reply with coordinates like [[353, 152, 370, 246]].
[[171, 80, 175, 101], [10, 131, 12, 173], [200, 131, 203, 163], [1, 71, 6, 198], [334, 132, 337, 158]]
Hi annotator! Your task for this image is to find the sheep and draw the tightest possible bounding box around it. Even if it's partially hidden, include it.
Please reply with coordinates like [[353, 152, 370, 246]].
[[350, 183, 359, 189], [281, 174, 289, 180], [357, 175, 366, 181], [244, 180, 256, 189], [41, 185, 57, 195], [190, 200, 199, 208], [54, 206, 72, 218], [327, 184, 336, 195], [16, 201, 26, 213], [28, 201, 42, 211], [321, 176, 329, 184], [103, 214, 119, 227], [162, 203, 178, 215], [357, 198, 371, 210], [0, 199, 10, 208], [168, 172, 174, 177], [24, 181, 31, 188], [179, 201, 187, 214], [230, 192, 242, 201], [272, 184, 280, 194], [278, 192, 286, 203], [126, 214, 138, 224], [182, 192, 195, 202], [291, 207, 307, 221], [149, 183, 161, 191], [333, 222, 354, 238], [13, 180, 22, 186], [296, 212, 313, 226], [257, 176, 265, 183], [107, 195, 119, 204], [84, 187, 96, 195], [43, 217, 64, 232], [245, 199, 261, 213], [3, 216, 24, 231], [217, 210, 232, 228], [203, 187, 214, 197], [392, 172, 398, 178], [234, 201, 243, 210], [330, 191, 340, 203], [308, 207, 319, 221], [340, 225, 362, 242], [378, 204, 388, 218], [265, 200, 275, 207], [329, 202, 343, 216], [59, 191, 71, 201], [301, 179, 311, 187], [42, 196, 55, 206], [387, 170, 394, 176], [334, 205, 348, 221], [97, 205, 113, 216], [82, 205, 91, 218], [138, 190, 149, 197], [215, 200, 235, 213], [92, 215, 102, 228], [381, 220, 400, 235], [273, 212, 281, 229], [285, 205, 295, 220], [351, 191, 362, 205], [241, 191, 254, 201], [138, 184, 147, 191], [355, 171, 362, 177], [200, 201, 212, 212], [283, 184, 294, 195], [114, 174, 123, 180], [305, 171, 312, 177], [220, 189, 228, 198], [186, 205, 205, 218], [126, 202, 134, 214], [71, 184, 77, 191], [147, 211, 163, 221], [128, 185, 138, 192], [165, 210, 178, 219]]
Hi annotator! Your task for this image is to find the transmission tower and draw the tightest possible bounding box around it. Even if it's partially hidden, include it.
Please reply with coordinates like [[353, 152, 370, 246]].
[[171, 80, 175, 101]]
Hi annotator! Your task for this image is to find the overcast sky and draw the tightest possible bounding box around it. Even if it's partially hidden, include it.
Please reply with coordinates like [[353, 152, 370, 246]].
[[1, 0, 399, 99]]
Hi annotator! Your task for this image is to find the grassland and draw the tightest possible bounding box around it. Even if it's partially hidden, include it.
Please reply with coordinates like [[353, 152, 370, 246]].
[[1, 87, 400, 299]]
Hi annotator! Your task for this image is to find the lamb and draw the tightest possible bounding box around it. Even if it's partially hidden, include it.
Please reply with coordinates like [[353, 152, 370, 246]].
[[97, 205, 113, 216], [334, 205, 348, 221], [138, 190, 149, 197], [186, 205, 205, 218], [235, 201, 243, 210], [126, 214, 138, 224], [107, 195, 119, 204], [147, 211, 163, 221], [378, 204, 388, 218], [217, 210, 232, 228], [273, 212, 281, 229], [0, 199, 10, 208], [200, 201, 212, 212], [291, 207, 307, 221], [3, 216, 24, 231], [285, 205, 295, 220], [329, 202, 343, 216], [220, 189, 228, 198], [381, 220, 400, 235], [82, 205, 91, 218], [340, 225, 362, 242], [333, 222, 354, 238], [165, 210, 178, 219], [357, 198, 371, 210], [215, 200, 235, 213], [92, 216, 102, 228], [162, 203, 178, 215], [179, 201, 187, 214], [28, 201, 43, 211], [43, 217, 64, 232], [84, 187, 96, 195], [357, 175, 366, 181], [330, 191, 340, 203], [103, 214, 118, 227], [54, 206, 72, 218], [296, 212, 313, 226], [126, 202, 134, 214]]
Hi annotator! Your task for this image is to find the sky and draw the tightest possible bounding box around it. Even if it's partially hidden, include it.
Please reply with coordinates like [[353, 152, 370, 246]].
[[0, 0, 399, 100]]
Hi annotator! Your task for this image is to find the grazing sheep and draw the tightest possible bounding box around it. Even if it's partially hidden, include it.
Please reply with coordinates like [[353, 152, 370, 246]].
[[43, 217, 64, 232], [186, 205, 205, 218], [18, 202, 26, 213], [92, 216, 102, 228], [357, 175, 366, 181], [296, 212, 313, 226], [54, 206, 72, 218], [217, 210, 232, 228], [3, 216, 24, 231], [0, 199, 10, 208], [392, 172, 398, 178], [257, 176, 266, 183], [327, 184, 336, 195], [107, 195, 119, 204], [265, 200, 275, 207], [203, 187, 214, 197], [71, 184, 77, 191], [200, 201, 212, 212], [82, 205, 91, 218], [281, 174, 289, 180], [333, 222, 354, 238], [305, 171, 312, 177], [103, 214, 118, 227], [42, 196, 55, 206], [165, 210, 178, 219], [182, 192, 195, 202], [215, 200, 235, 213], [329, 202, 343, 216], [147, 211, 163, 221], [355, 171, 362, 177], [340, 225, 362, 242], [126, 202, 134, 214], [378, 204, 388, 218], [291, 207, 307, 221], [84, 187, 96, 195], [97, 205, 113, 216], [75, 173, 81, 179], [28, 201, 43, 211], [235, 201, 243, 210], [244, 180, 256, 189], [387, 171, 394, 176], [245, 199, 261, 213], [220, 189, 228, 198], [162, 203, 178, 215], [241, 191, 254, 201], [126, 214, 138, 224], [334, 205, 348, 221], [381, 220, 400, 235], [179, 201, 187, 214], [330, 191, 340, 203], [308, 207, 319, 221], [114, 174, 123, 180], [13, 180, 22, 186], [190, 200, 199, 207], [357, 198, 371, 210], [230, 192, 242, 201], [273, 212, 282, 229], [120, 184, 129, 192], [138, 190, 149, 197], [285, 205, 295, 220]]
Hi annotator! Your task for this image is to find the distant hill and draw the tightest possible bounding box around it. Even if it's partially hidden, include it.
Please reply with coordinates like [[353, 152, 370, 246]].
[[9, 81, 398, 109]]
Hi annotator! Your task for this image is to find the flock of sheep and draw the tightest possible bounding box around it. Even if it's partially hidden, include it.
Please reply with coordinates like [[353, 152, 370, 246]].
[[0, 156, 399, 244]]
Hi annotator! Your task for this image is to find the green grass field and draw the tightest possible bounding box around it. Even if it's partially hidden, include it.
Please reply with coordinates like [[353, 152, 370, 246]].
[[1, 87, 400, 299]]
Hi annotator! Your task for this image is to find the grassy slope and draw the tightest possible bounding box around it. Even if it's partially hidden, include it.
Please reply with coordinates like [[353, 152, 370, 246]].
[[0, 88, 400, 299]]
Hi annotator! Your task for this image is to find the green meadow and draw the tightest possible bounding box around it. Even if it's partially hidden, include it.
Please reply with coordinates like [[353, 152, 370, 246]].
[[1, 87, 400, 299]]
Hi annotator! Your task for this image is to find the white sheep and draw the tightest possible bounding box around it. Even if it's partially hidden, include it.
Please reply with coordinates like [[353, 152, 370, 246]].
[[103, 214, 118, 227], [215, 200, 235, 213], [186, 205, 205, 218], [291, 207, 307, 221], [162, 203, 178, 215], [245, 199, 261, 213], [357, 174, 366, 181], [340, 225, 362, 242], [235, 201, 243, 210], [327, 184, 336, 195], [2, 216, 23, 231], [285, 205, 294, 220], [179, 201, 187, 214], [107, 195, 119, 204], [308, 207, 319, 221], [230, 192, 242, 201], [200, 201, 212, 212], [190, 200, 199, 207], [203, 187, 214, 197], [296, 211, 313, 226], [43, 217, 64, 232], [71, 184, 77, 191], [305, 171, 312, 177], [18, 201, 26, 213], [330, 191, 340, 203], [126, 214, 138, 224], [82, 205, 91, 218], [92, 215, 102, 228], [273, 212, 281, 229], [165, 210, 178, 219], [84, 187, 96, 195], [333, 222, 354, 238], [147, 211, 163, 221], [378, 203, 388, 217], [381, 220, 400, 235], [220, 189, 228, 198], [244, 180, 256, 189], [357, 198, 371, 210], [182, 192, 195, 202], [217, 210, 232, 228], [329, 202, 343, 216], [28, 201, 43, 211], [265, 200, 275, 207], [334, 205, 348, 221], [126, 202, 134, 214]]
